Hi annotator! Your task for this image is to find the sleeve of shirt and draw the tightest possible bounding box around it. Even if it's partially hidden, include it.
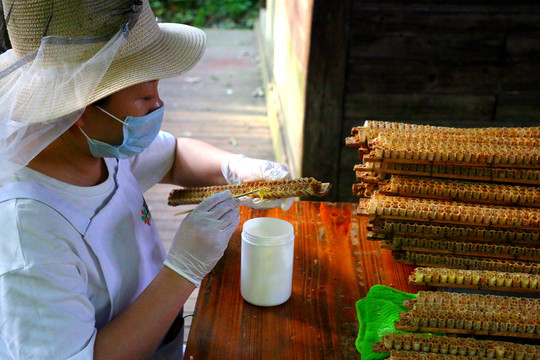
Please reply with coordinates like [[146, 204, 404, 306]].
[[129, 130, 176, 192], [0, 265, 97, 360], [0, 200, 97, 360]]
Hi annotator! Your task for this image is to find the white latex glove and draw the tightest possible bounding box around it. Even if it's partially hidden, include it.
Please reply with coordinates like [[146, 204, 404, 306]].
[[221, 154, 294, 211], [164, 190, 240, 287]]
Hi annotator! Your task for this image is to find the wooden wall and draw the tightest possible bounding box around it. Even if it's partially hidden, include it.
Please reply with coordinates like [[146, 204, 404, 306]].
[[344, 2, 540, 127], [302, 0, 352, 201], [256, 0, 313, 178], [259, 2, 540, 202]]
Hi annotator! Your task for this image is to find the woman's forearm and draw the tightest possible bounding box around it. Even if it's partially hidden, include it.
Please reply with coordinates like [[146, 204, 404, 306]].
[[161, 137, 234, 187], [94, 267, 195, 360]]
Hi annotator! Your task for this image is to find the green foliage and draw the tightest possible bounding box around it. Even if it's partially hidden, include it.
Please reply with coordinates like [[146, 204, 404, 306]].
[[149, 0, 259, 29]]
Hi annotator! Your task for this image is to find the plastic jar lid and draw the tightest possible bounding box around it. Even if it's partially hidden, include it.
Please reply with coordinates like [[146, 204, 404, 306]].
[[242, 217, 294, 246]]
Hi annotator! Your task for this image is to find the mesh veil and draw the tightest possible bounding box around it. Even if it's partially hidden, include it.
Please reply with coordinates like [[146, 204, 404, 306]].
[[0, 2, 141, 183]]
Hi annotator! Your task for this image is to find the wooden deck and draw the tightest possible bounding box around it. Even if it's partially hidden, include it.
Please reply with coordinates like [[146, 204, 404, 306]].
[[143, 29, 274, 344]]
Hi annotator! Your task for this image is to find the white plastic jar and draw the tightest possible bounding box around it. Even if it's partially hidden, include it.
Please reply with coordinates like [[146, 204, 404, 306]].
[[241, 217, 295, 306]]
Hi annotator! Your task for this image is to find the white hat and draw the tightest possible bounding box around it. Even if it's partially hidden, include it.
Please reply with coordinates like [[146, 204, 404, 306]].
[[0, 0, 206, 181], [0, 0, 206, 123]]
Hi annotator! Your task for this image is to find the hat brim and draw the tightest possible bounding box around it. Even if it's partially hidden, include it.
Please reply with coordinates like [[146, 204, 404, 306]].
[[89, 23, 207, 104]]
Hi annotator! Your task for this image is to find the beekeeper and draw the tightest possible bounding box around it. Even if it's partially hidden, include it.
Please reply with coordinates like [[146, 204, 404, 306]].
[[0, 1, 292, 359]]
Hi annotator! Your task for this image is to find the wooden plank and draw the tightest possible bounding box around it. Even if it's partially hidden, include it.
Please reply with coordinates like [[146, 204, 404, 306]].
[[184, 202, 427, 360], [346, 63, 502, 95], [495, 95, 540, 125], [351, 5, 540, 36], [301, 0, 352, 202], [349, 34, 504, 65], [343, 93, 495, 122], [506, 34, 540, 61], [501, 64, 540, 93], [337, 169, 359, 203], [340, 143, 361, 170]]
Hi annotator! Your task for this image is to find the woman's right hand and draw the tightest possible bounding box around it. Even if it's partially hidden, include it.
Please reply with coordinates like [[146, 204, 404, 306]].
[[164, 190, 240, 287]]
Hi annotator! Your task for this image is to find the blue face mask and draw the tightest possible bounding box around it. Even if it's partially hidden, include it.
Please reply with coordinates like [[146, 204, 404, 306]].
[[79, 105, 164, 159]]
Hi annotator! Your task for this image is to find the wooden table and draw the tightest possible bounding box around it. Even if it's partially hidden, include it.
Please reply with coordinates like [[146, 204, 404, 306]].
[[184, 201, 426, 360]]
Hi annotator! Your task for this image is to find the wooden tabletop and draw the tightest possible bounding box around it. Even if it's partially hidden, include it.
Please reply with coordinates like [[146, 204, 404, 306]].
[[184, 201, 426, 360]]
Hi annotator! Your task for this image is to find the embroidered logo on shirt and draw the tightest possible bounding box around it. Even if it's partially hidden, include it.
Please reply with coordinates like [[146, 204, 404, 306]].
[[141, 199, 152, 226]]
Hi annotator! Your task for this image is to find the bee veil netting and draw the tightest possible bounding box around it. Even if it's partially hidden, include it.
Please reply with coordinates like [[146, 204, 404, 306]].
[[0, 1, 142, 183]]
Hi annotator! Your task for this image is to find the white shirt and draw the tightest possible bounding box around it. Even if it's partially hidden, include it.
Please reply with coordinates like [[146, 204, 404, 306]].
[[0, 131, 176, 359]]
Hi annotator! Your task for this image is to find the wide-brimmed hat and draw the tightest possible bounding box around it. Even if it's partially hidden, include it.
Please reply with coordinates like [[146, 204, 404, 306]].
[[0, 0, 206, 123]]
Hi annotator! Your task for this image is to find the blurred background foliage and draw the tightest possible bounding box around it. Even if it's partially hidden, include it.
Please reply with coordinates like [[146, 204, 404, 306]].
[[150, 0, 260, 28]]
